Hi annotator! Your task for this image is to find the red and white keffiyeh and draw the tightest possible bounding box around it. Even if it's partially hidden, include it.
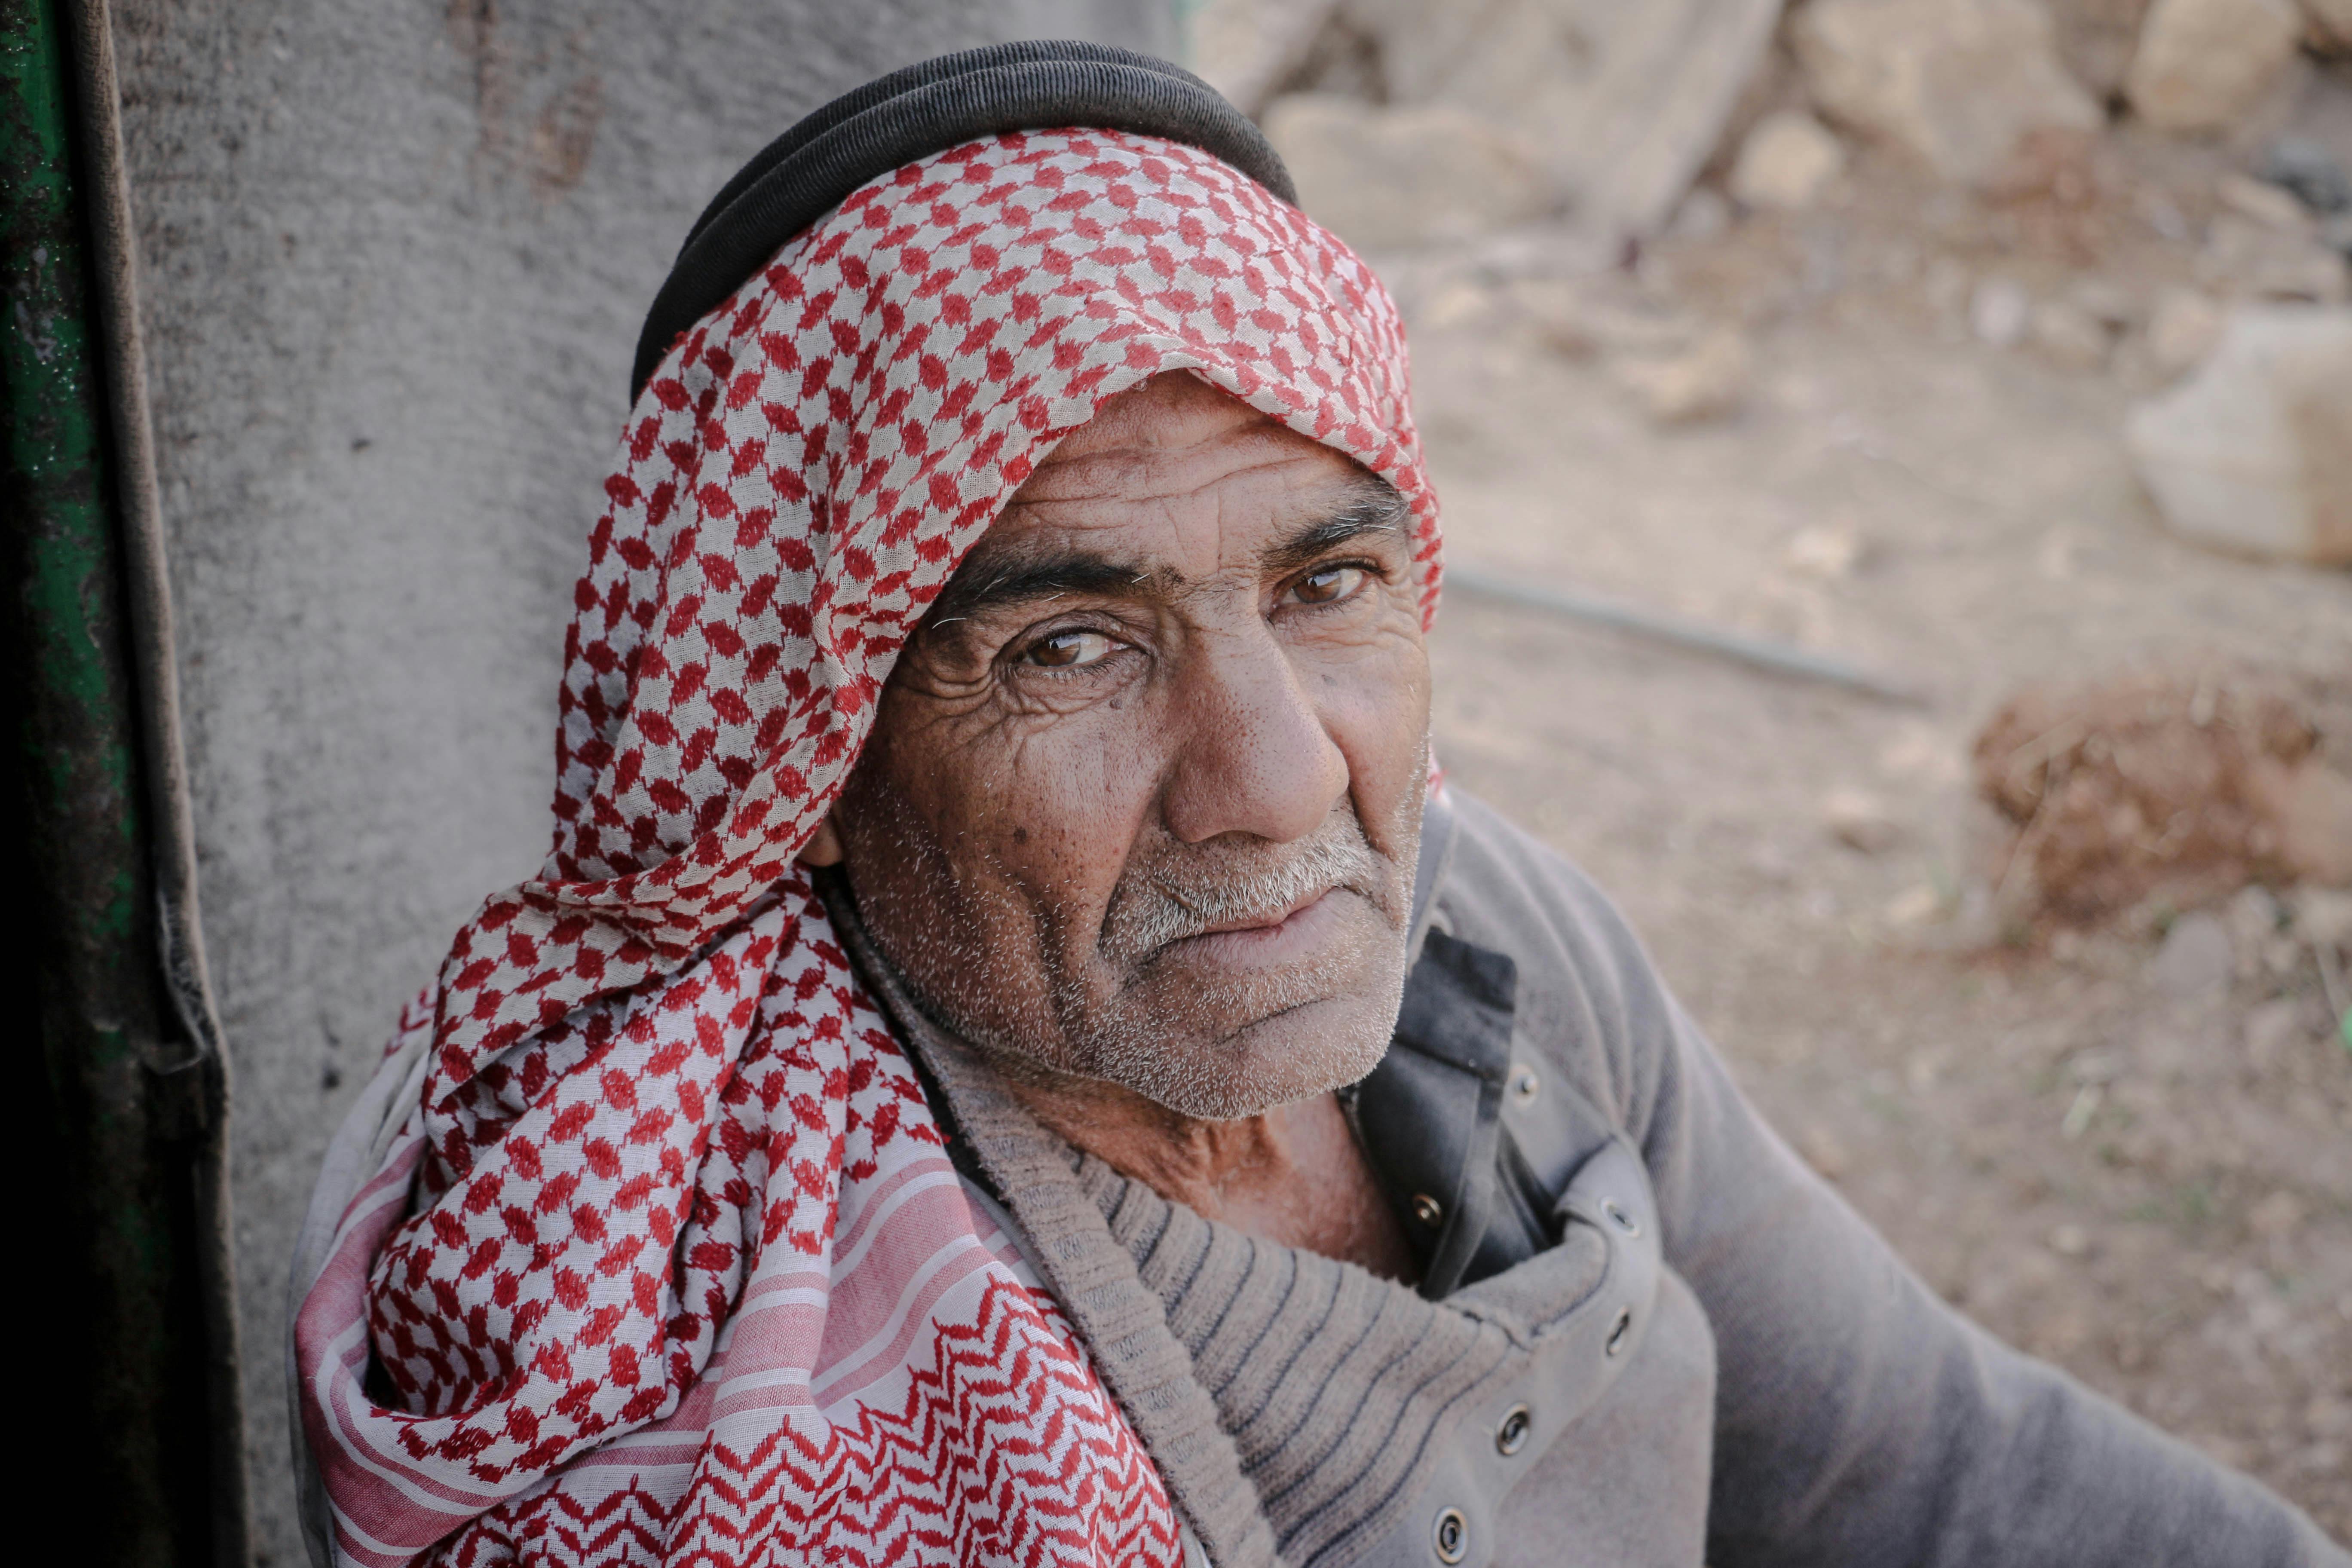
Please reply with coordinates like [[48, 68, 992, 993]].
[[293, 126, 1441, 1568]]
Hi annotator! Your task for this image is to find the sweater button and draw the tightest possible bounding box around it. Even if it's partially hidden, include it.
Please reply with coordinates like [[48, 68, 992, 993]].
[[1411, 1192, 1445, 1228], [1495, 1403, 1531, 1456], [1433, 1507, 1469, 1564], [1605, 1307, 1634, 1357], [1508, 1065, 1540, 1104]]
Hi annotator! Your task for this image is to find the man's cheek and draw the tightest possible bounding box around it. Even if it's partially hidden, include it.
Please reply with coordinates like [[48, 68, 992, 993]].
[[1319, 651, 1429, 771], [994, 717, 1164, 870]]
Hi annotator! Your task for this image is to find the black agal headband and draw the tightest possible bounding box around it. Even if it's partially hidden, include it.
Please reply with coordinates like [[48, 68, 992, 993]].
[[630, 40, 1298, 399]]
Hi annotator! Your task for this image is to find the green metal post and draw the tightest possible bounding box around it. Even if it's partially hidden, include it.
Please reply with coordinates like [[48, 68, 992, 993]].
[[3, 0, 232, 1559]]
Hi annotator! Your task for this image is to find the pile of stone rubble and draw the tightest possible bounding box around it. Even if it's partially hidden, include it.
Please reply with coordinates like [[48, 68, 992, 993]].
[[1193, 0, 2352, 568]]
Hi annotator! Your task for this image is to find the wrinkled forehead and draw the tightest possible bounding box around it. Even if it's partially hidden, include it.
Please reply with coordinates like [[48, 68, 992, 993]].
[[922, 374, 1406, 630], [1002, 371, 1355, 508]]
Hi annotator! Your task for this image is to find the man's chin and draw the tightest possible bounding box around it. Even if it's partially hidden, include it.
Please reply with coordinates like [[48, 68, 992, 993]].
[[1087, 985, 1402, 1121]]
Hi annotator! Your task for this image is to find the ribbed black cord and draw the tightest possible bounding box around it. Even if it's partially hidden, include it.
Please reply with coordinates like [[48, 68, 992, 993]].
[[674, 41, 1230, 254], [631, 43, 1296, 397]]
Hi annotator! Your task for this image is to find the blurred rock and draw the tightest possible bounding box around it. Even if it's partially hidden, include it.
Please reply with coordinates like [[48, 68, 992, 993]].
[[2032, 297, 2113, 367], [1610, 325, 1755, 423], [2047, 1222, 2093, 1257], [2125, 0, 2304, 133], [2153, 911, 2236, 996], [2137, 184, 2196, 242], [2125, 304, 2352, 564], [2217, 171, 2316, 229], [2049, 0, 2160, 98], [1975, 670, 2352, 923], [1882, 883, 1947, 928], [1508, 276, 1697, 358], [2260, 138, 2352, 259], [2295, 885, 2352, 947], [1795, 0, 2101, 186], [2226, 883, 2287, 962], [1796, 1124, 1850, 1179], [2196, 215, 2352, 301], [2248, 748, 2352, 883], [1189, 0, 1350, 115], [2051, 0, 2154, 98], [2260, 137, 2352, 217], [2068, 276, 2141, 330], [1342, 0, 1786, 245], [1730, 110, 1849, 210], [1783, 523, 1868, 576], [1263, 94, 1551, 249], [1825, 786, 1902, 851], [1668, 186, 1734, 241], [1417, 280, 1497, 331], [1465, 223, 1624, 283], [1924, 257, 1975, 326], [2242, 995, 2306, 1069], [2143, 285, 2226, 374], [2247, 1188, 2305, 1237], [1972, 276, 2034, 344], [1508, 282, 1605, 360], [2301, 0, 2352, 50]]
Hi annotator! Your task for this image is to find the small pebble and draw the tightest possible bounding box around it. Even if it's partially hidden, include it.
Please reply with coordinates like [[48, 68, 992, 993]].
[[1797, 1124, 1850, 1181], [1824, 787, 1900, 853], [2150, 913, 2233, 999], [1971, 278, 2031, 346]]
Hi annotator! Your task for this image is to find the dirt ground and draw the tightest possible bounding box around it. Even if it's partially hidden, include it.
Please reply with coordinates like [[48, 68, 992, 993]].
[[1398, 136, 2352, 1538]]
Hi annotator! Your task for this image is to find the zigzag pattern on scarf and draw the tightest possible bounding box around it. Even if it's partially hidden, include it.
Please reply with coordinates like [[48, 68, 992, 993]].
[[425, 1279, 1178, 1567]]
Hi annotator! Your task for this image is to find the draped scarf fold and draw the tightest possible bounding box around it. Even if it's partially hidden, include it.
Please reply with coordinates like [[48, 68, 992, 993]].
[[292, 125, 1440, 1568]]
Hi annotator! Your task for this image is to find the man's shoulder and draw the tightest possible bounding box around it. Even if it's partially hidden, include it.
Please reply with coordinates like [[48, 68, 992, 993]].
[[1431, 789, 1663, 1014], [1434, 792, 1626, 947]]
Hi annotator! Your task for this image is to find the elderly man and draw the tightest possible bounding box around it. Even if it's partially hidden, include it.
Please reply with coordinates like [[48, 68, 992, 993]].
[[291, 42, 2347, 1568]]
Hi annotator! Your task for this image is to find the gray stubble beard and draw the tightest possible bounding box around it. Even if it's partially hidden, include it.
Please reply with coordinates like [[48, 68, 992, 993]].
[[843, 752, 1427, 1121], [1052, 805, 1414, 1118]]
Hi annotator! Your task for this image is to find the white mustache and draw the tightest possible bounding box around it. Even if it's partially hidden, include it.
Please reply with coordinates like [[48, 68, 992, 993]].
[[1099, 818, 1390, 964]]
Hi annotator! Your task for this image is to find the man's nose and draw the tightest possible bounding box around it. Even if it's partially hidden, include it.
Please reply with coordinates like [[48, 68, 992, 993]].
[[1159, 621, 1348, 846]]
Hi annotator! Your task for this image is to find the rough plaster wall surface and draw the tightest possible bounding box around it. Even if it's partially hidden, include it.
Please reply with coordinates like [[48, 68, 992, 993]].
[[106, 2, 1172, 1559]]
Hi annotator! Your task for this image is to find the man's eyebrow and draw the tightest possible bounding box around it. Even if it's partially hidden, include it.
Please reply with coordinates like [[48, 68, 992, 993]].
[[921, 472, 1412, 629], [922, 553, 1158, 628], [1261, 474, 1412, 575]]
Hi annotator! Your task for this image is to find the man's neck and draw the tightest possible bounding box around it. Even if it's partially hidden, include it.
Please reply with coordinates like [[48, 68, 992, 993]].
[[1001, 1069, 1420, 1285]]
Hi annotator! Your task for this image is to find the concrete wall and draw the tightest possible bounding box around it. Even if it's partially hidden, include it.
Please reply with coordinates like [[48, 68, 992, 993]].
[[107, 3, 1173, 1560]]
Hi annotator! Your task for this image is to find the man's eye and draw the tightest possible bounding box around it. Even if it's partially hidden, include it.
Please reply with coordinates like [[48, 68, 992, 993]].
[[1022, 628, 1121, 669], [1292, 565, 1363, 605]]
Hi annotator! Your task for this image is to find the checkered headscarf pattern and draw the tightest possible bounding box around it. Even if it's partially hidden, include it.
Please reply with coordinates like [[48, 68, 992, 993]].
[[294, 128, 1440, 1568]]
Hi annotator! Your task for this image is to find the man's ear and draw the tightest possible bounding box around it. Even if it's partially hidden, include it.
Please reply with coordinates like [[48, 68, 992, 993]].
[[797, 809, 845, 868]]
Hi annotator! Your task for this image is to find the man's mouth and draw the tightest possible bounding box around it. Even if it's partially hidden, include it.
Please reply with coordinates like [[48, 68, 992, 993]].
[[1167, 886, 1353, 969], [1099, 817, 1399, 971], [1195, 882, 1335, 936]]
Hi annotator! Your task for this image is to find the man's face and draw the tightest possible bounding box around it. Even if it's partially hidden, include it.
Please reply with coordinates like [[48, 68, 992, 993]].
[[830, 372, 1430, 1119]]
